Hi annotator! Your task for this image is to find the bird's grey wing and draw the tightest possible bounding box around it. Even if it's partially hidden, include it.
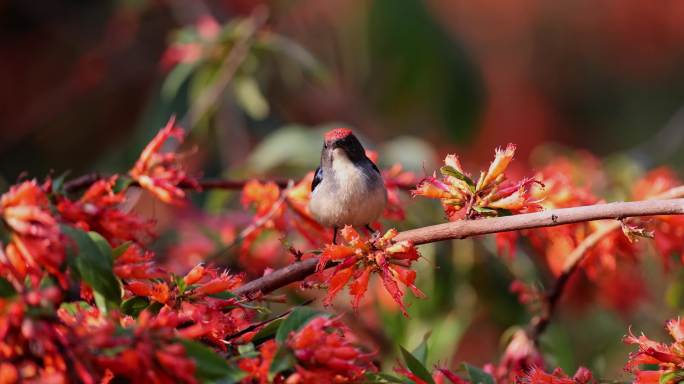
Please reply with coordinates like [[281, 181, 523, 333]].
[[366, 156, 381, 175], [311, 166, 323, 191]]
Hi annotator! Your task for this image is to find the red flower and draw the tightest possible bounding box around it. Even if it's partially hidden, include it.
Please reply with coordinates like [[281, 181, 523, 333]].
[[413, 145, 541, 220], [238, 339, 278, 384], [495, 329, 544, 382], [624, 318, 684, 383], [517, 366, 594, 384], [126, 280, 171, 304], [0, 180, 65, 287], [312, 227, 423, 316], [114, 245, 166, 280], [57, 176, 155, 245], [632, 168, 684, 269], [191, 271, 242, 297], [129, 116, 198, 205], [286, 317, 376, 382]]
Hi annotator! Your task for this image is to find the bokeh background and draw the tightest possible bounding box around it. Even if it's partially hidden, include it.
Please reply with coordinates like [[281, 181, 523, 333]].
[[3, 0, 684, 380]]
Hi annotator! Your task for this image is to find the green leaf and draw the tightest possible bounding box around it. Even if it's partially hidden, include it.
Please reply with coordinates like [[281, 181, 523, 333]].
[[399, 345, 435, 384], [252, 318, 284, 345], [660, 370, 684, 384], [440, 165, 475, 190], [237, 343, 255, 355], [180, 339, 245, 383], [112, 242, 132, 259], [463, 363, 495, 384], [175, 275, 188, 295], [162, 61, 200, 101], [121, 296, 150, 317], [58, 301, 92, 315], [363, 372, 408, 383], [268, 346, 295, 380], [0, 277, 16, 298], [63, 226, 122, 309], [472, 206, 499, 216], [208, 291, 237, 300], [411, 332, 431, 366], [233, 76, 269, 120], [112, 176, 133, 194], [275, 307, 325, 344], [51, 171, 71, 195]]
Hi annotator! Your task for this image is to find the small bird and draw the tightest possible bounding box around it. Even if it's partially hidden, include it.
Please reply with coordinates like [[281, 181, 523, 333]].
[[308, 128, 387, 243]]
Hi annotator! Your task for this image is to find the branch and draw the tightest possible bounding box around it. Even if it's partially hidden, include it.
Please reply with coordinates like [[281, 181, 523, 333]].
[[62, 174, 416, 194], [233, 198, 684, 298], [528, 185, 684, 341]]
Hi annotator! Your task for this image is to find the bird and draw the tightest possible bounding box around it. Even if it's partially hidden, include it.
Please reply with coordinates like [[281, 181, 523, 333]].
[[308, 128, 387, 243]]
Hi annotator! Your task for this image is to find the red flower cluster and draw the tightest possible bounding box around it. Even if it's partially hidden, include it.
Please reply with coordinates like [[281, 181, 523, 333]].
[[238, 316, 377, 384], [0, 180, 66, 288], [310, 226, 423, 316], [413, 144, 541, 220], [129, 116, 199, 205], [57, 176, 155, 245], [517, 366, 594, 384], [240, 174, 330, 274], [286, 316, 377, 382], [0, 117, 264, 383]]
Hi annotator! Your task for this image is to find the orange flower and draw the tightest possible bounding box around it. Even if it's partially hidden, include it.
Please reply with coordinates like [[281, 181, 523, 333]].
[[310, 226, 423, 317], [114, 246, 165, 280], [517, 366, 593, 384], [241, 180, 282, 219], [192, 271, 241, 297], [57, 176, 155, 245], [0, 181, 65, 286], [126, 281, 170, 304], [286, 317, 376, 382], [129, 116, 198, 205], [413, 144, 540, 220]]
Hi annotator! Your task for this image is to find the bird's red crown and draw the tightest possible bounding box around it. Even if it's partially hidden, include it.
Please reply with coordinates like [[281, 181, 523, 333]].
[[324, 128, 353, 142]]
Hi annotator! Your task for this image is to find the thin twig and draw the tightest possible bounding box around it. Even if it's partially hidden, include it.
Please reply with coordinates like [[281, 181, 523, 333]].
[[233, 198, 684, 298], [222, 298, 314, 342]]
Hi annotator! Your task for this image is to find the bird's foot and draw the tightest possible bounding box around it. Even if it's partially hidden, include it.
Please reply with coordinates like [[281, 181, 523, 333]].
[[365, 224, 381, 241]]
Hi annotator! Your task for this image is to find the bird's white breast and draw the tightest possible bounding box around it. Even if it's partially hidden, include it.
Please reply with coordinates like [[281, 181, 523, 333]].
[[309, 151, 387, 227]]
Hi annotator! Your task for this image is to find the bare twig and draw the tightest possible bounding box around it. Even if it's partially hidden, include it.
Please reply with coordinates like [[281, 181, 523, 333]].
[[233, 198, 684, 298]]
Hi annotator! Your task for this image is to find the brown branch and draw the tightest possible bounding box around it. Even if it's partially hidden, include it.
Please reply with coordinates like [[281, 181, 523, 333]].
[[62, 173, 290, 193], [529, 185, 684, 341], [62, 174, 415, 194], [233, 198, 684, 298]]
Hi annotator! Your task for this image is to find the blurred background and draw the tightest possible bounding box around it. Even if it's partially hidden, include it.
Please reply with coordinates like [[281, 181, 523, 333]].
[[3, 0, 684, 380]]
